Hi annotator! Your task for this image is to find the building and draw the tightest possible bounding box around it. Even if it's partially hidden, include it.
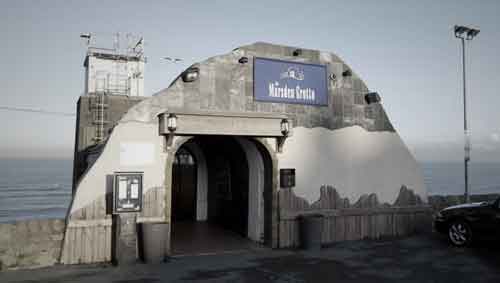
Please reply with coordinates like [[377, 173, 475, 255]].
[[62, 42, 430, 264], [72, 36, 146, 191]]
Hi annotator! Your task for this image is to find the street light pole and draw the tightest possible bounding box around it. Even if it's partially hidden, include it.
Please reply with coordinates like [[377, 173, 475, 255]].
[[461, 36, 470, 204], [454, 25, 480, 204]]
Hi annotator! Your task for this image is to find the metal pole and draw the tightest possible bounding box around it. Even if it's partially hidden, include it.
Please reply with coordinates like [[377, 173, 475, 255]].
[[461, 37, 470, 204]]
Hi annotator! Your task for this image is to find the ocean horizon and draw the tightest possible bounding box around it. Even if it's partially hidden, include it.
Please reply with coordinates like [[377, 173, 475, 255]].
[[0, 158, 499, 223]]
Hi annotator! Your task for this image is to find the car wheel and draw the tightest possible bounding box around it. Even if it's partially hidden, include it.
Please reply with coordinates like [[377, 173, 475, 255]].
[[448, 220, 472, 247]]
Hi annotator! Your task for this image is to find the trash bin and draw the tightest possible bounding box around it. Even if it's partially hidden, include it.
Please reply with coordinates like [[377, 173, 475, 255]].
[[140, 222, 168, 263], [298, 214, 323, 250]]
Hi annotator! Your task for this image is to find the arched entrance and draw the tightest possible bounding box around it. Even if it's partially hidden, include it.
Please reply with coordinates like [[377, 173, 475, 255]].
[[170, 136, 273, 255]]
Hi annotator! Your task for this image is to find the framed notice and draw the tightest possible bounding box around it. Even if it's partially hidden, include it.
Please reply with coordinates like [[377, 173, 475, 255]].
[[113, 172, 143, 213]]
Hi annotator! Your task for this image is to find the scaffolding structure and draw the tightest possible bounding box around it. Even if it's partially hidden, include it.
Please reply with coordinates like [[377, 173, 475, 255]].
[[82, 32, 145, 143]]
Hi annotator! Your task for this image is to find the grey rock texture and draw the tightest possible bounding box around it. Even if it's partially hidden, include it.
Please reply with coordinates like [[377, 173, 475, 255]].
[[121, 42, 394, 133], [0, 219, 65, 271], [281, 185, 425, 212]]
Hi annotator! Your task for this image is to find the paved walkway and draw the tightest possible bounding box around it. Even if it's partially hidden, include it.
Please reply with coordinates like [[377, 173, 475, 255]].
[[1, 234, 499, 282], [171, 221, 258, 256]]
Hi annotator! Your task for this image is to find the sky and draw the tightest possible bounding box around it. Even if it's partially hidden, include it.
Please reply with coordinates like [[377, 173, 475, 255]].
[[0, 0, 499, 162]]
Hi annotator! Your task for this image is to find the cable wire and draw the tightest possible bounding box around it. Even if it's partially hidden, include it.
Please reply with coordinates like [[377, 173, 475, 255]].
[[0, 106, 75, 117]]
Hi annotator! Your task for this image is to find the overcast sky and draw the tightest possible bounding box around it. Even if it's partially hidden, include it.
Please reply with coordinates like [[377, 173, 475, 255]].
[[0, 0, 499, 162]]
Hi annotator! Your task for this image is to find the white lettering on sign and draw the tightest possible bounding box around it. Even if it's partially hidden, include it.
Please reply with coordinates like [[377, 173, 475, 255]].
[[268, 82, 316, 101]]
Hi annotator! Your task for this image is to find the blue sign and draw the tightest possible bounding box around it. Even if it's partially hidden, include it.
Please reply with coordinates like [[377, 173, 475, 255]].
[[254, 57, 328, 106]]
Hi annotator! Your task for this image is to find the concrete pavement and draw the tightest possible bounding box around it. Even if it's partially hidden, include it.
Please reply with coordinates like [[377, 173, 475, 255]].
[[1, 234, 499, 282]]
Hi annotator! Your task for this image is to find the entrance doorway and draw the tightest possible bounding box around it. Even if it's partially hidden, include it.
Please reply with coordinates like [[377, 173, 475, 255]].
[[171, 148, 197, 222], [170, 136, 273, 255]]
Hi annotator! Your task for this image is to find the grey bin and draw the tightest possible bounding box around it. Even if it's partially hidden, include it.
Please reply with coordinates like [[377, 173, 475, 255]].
[[298, 214, 323, 250], [140, 222, 169, 263]]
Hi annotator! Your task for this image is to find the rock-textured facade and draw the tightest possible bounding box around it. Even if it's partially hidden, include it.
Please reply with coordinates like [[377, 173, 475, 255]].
[[62, 42, 430, 265]]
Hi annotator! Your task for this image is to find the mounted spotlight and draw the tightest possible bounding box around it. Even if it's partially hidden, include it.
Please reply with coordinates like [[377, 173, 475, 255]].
[[238, 56, 249, 64], [292, 49, 302, 56], [342, 69, 352, 77], [466, 28, 480, 40], [167, 113, 177, 132], [364, 92, 381, 104], [181, 67, 199, 83], [454, 25, 480, 41], [454, 25, 468, 37]]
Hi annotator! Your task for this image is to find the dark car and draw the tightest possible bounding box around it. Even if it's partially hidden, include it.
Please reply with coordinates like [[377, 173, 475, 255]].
[[434, 196, 500, 246]]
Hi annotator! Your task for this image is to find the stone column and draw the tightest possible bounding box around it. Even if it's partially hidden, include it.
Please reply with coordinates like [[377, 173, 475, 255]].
[[112, 214, 138, 265]]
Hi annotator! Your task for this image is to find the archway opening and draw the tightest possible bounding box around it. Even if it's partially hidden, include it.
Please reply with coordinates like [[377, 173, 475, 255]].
[[171, 136, 273, 255]]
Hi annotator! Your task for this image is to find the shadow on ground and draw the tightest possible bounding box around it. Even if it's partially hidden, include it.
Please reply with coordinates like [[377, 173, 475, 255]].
[[1, 234, 499, 283]]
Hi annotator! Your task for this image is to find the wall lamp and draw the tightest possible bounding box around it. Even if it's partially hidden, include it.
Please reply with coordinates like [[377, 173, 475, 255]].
[[167, 113, 177, 132], [277, 119, 290, 153], [280, 119, 290, 136], [181, 67, 199, 83], [364, 92, 381, 104], [165, 113, 177, 147], [158, 113, 178, 149]]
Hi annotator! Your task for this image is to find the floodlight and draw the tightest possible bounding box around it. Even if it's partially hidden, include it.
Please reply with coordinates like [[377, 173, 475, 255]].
[[364, 92, 381, 104], [181, 67, 199, 82], [454, 26, 468, 37], [466, 28, 480, 40], [342, 69, 352, 77]]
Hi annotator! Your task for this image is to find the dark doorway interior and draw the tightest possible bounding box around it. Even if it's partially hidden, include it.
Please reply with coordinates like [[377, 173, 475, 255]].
[[171, 137, 253, 255], [172, 148, 197, 222], [201, 136, 249, 237]]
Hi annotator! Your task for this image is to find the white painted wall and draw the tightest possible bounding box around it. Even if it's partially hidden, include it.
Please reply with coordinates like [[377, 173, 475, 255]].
[[278, 126, 427, 205], [70, 121, 165, 214], [183, 142, 208, 221], [236, 138, 265, 243]]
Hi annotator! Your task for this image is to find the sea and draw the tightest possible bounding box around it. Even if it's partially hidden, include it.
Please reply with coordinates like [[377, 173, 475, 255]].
[[0, 159, 499, 223]]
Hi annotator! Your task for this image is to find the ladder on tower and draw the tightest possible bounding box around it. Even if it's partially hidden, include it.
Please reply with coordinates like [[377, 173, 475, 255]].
[[91, 92, 109, 143]]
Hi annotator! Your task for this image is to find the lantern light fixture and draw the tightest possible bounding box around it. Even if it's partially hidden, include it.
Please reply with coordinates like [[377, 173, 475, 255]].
[[167, 113, 177, 132], [280, 119, 290, 136], [277, 119, 290, 153]]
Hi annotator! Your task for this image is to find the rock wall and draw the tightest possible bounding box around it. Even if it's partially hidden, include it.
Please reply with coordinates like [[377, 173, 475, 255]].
[[0, 219, 65, 271]]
